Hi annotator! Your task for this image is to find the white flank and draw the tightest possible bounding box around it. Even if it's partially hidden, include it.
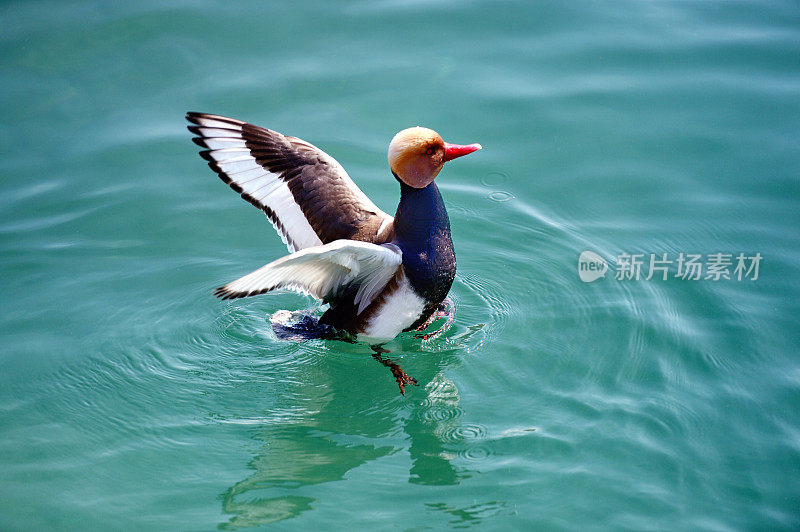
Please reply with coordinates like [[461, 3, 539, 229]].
[[358, 271, 426, 342]]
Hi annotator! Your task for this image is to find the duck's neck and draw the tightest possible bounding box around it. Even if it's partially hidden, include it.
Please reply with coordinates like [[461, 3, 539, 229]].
[[393, 180, 451, 246], [392, 178, 456, 310]]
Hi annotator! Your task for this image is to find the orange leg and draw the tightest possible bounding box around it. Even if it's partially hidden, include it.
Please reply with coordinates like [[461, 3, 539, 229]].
[[371, 346, 418, 395]]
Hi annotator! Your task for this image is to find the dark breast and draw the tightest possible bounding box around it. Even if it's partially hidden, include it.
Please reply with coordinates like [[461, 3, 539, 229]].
[[402, 231, 456, 305], [393, 181, 457, 330]]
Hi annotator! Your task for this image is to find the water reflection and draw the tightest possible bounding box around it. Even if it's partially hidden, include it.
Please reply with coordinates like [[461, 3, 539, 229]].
[[408, 374, 469, 486], [425, 501, 510, 528], [218, 346, 477, 528]]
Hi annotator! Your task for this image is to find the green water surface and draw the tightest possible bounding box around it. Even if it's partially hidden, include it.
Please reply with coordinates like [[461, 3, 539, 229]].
[[2, 0, 799, 529]]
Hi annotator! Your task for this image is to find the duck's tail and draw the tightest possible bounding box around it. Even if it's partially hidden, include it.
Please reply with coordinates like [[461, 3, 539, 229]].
[[269, 310, 342, 341]]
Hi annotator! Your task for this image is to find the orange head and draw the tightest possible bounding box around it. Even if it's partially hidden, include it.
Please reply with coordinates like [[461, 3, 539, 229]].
[[388, 127, 481, 188]]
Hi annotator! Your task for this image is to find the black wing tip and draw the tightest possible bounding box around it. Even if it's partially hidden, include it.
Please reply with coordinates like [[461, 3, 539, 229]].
[[191, 136, 208, 148], [214, 286, 237, 300], [196, 157, 236, 188], [214, 286, 273, 300], [240, 191, 264, 208], [186, 111, 246, 127], [186, 112, 208, 124]]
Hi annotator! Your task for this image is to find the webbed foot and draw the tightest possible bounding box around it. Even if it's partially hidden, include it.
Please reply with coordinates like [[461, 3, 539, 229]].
[[371, 346, 418, 395]]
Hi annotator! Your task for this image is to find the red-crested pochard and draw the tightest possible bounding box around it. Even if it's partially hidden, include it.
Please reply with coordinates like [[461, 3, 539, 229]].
[[187, 113, 480, 393]]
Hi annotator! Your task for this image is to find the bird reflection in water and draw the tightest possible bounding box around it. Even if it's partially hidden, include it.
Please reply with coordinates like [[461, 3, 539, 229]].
[[217, 322, 482, 528]]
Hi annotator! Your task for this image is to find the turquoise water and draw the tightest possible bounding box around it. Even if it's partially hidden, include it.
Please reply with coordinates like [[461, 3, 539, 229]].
[[2, 0, 800, 529]]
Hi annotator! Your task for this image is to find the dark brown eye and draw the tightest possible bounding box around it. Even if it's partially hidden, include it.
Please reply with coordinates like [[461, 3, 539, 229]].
[[425, 147, 436, 155]]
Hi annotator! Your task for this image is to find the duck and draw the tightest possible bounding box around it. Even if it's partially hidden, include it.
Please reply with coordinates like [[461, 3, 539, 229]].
[[186, 112, 481, 393]]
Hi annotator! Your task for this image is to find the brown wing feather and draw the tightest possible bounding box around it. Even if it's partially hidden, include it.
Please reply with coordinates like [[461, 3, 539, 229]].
[[187, 112, 394, 250]]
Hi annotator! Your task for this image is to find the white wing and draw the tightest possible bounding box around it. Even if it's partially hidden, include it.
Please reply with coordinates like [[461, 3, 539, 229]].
[[214, 240, 403, 314]]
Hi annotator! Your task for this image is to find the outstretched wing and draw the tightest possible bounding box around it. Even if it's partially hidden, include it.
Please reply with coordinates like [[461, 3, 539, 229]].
[[187, 112, 393, 252], [214, 240, 402, 314]]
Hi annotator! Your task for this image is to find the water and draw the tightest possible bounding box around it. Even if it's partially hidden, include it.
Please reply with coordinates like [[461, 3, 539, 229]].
[[2, 0, 799, 529]]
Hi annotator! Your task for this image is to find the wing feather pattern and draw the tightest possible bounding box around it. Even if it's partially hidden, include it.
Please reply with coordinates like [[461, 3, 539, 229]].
[[187, 112, 393, 252], [214, 240, 402, 314]]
